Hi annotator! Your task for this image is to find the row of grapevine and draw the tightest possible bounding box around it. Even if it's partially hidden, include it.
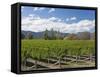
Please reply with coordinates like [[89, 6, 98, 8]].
[[21, 40, 95, 69], [21, 46, 95, 66]]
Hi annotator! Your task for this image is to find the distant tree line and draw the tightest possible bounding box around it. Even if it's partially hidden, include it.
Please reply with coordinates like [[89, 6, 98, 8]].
[[21, 29, 95, 40], [44, 29, 95, 40]]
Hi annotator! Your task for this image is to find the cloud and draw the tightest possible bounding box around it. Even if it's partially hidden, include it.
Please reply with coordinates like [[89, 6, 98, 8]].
[[33, 7, 38, 11], [48, 17, 62, 22], [66, 18, 69, 22], [21, 6, 25, 9], [28, 14, 35, 18], [28, 14, 41, 20], [48, 8, 55, 13], [33, 7, 45, 11], [21, 6, 25, 12], [66, 17, 77, 21], [39, 7, 45, 10], [48, 17, 57, 21], [22, 15, 95, 33], [70, 17, 77, 20]]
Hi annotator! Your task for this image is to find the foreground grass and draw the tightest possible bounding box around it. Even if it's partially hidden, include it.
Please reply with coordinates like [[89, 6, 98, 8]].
[[21, 39, 95, 70], [21, 39, 95, 48]]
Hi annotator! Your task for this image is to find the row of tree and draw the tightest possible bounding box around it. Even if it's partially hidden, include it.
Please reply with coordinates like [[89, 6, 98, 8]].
[[44, 29, 95, 40], [21, 28, 95, 40]]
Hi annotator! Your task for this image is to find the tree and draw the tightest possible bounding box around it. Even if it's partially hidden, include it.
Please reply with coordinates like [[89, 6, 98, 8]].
[[44, 29, 49, 40], [55, 30, 62, 40], [44, 28, 63, 40], [26, 32, 33, 39], [65, 34, 79, 40], [51, 28, 56, 40], [21, 33, 25, 39], [90, 32, 95, 40], [77, 32, 90, 40]]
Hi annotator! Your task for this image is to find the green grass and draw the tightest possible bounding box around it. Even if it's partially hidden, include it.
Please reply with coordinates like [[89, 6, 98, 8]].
[[21, 39, 95, 68], [22, 39, 95, 48], [21, 39, 95, 63]]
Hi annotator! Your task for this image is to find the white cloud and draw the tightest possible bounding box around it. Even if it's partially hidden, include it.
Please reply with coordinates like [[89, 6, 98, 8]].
[[21, 6, 25, 12], [66, 17, 77, 21], [33, 7, 45, 11], [28, 14, 41, 20], [48, 17, 57, 21], [70, 17, 77, 20], [22, 15, 95, 33], [33, 7, 38, 11], [21, 6, 25, 9], [28, 14, 35, 18], [39, 7, 45, 10], [48, 8, 55, 13], [66, 18, 69, 22], [48, 17, 62, 22]]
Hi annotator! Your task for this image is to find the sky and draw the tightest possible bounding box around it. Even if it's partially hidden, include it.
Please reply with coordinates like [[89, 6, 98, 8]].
[[21, 6, 95, 33]]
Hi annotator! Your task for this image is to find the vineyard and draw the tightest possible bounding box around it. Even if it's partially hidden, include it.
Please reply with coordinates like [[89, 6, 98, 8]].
[[21, 40, 95, 71]]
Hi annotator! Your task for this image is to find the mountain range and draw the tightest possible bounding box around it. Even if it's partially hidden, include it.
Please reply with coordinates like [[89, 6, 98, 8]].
[[22, 30, 95, 40], [22, 30, 69, 39]]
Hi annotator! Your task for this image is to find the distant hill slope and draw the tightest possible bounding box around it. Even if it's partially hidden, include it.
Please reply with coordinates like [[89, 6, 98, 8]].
[[22, 30, 69, 39], [22, 30, 95, 40]]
